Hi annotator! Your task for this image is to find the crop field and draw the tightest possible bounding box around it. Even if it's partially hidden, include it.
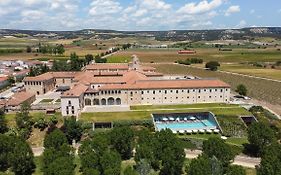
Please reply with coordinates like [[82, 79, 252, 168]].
[[108, 48, 281, 63], [220, 64, 281, 81], [149, 63, 281, 106]]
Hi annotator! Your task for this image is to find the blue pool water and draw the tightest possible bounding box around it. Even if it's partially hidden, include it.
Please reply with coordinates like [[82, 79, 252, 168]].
[[155, 120, 217, 131]]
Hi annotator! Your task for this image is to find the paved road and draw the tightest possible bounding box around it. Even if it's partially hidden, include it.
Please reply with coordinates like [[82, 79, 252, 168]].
[[185, 149, 260, 168], [33, 147, 260, 168]]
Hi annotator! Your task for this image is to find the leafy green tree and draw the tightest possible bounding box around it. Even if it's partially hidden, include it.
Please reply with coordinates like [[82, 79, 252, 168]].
[[43, 156, 75, 175], [226, 165, 246, 175], [15, 102, 32, 139], [56, 44, 65, 55], [110, 126, 134, 160], [85, 54, 94, 64], [205, 61, 220, 71], [61, 117, 83, 144], [136, 159, 151, 175], [236, 84, 247, 96], [248, 122, 276, 156], [202, 137, 235, 167], [210, 156, 223, 175], [70, 52, 81, 71], [44, 129, 68, 149], [154, 129, 185, 175], [124, 166, 139, 175], [34, 117, 48, 131], [100, 150, 122, 175], [258, 143, 281, 175], [7, 76, 15, 85], [9, 137, 35, 175], [188, 154, 212, 175], [0, 134, 13, 171], [0, 112, 8, 134], [26, 46, 32, 53]]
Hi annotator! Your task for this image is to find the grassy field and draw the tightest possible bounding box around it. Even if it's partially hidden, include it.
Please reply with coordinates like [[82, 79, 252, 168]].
[[150, 63, 281, 106], [80, 104, 250, 122], [219, 63, 281, 81], [107, 48, 281, 63]]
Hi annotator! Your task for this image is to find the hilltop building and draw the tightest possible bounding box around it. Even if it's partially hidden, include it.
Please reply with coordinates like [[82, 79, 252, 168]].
[[23, 56, 230, 116]]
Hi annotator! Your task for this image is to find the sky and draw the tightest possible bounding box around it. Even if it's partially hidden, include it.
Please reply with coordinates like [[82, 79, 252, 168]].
[[0, 0, 280, 31]]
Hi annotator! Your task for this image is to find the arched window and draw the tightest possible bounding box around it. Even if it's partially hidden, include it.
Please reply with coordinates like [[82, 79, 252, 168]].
[[107, 97, 115, 105], [85, 98, 92, 106], [116, 98, 121, 105], [101, 98, 106, 105], [93, 99, 100, 105]]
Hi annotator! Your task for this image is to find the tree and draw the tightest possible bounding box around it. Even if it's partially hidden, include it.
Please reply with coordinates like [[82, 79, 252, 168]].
[[61, 117, 83, 144], [248, 122, 276, 156], [26, 46, 32, 53], [205, 61, 220, 71], [154, 129, 185, 175], [0, 111, 8, 134], [44, 129, 68, 150], [9, 137, 36, 175], [226, 165, 246, 175], [110, 126, 134, 160], [236, 84, 247, 96], [0, 134, 13, 171], [136, 159, 151, 175], [7, 76, 15, 85], [15, 102, 33, 139], [56, 44, 65, 55], [43, 156, 75, 175], [70, 52, 81, 71], [100, 150, 122, 175], [124, 166, 138, 175], [187, 154, 212, 175], [202, 137, 236, 167], [85, 54, 94, 64], [258, 143, 281, 175]]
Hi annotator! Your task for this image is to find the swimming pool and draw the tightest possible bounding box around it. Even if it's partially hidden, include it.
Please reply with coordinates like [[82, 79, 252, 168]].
[[152, 112, 220, 132]]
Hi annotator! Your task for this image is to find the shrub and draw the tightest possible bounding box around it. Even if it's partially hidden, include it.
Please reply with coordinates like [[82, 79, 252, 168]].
[[205, 61, 220, 71]]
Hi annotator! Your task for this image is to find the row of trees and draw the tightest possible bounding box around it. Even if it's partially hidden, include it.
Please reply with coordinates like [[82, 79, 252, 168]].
[[177, 58, 204, 65], [29, 64, 50, 77], [37, 43, 65, 55]]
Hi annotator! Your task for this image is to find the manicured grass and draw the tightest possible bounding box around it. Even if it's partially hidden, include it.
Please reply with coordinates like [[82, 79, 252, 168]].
[[107, 55, 131, 63], [80, 105, 250, 122], [39, 99, 54, 103], [130, 103, 239, 110], [151, 63, 281, 106]]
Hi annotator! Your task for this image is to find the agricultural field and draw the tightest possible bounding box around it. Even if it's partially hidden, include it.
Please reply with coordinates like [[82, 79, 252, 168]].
[[108, 47, 281, 63], [149, 63, 281, 107]]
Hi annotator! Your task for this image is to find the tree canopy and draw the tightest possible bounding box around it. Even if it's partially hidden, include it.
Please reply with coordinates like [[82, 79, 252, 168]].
[[236, 84, 247, 96], [205, 61, 220, 71]]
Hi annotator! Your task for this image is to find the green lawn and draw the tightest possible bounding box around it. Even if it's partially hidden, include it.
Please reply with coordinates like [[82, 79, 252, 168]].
[[39, 99, 54, 103], [107, 55, 131, 63], [81, 104, 250, 122], [130, 103, 239, 110]]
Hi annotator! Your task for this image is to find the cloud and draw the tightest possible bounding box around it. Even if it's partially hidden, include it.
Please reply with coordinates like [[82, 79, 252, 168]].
[[236, 20, 247, 28], [225, 5, 240, 16], [177, 0, 223, 15], [89, 0, 122, 16], [250, 9, 255, 14]]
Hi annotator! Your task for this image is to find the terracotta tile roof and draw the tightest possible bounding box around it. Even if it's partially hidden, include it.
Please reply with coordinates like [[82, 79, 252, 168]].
[[0, 77, 8, 82], [122, 70, 148, 84], [7, 91, 35, 106], [23, 72, 77, 82], [85, 63, 129, 71], [62, 83, 88, 97], [100, 79, 230, 90], [23, 72, 54, 82]]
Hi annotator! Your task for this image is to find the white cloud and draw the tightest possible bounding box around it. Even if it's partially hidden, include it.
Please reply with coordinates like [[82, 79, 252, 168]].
[[89, 0, 122, 16], [236, 20, 247, 28], [21, 10, 45, 20], [139, 0, 171, 10], [225, 5, 240, 16], [278, 9, 281, 13], [177, 0, 223, 15]]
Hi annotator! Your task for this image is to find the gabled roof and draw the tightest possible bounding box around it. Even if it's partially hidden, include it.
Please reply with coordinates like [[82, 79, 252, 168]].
[[7, 91, 35, 106], [61, 84, 89, 97]]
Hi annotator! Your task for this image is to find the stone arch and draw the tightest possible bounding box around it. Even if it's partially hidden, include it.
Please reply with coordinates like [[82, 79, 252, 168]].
[[101, 98, 106, 105], [116, 98, 121, 105], [85, 98, 92, 106], [93, 99, 100, 105], [107, 97, 115, 105]]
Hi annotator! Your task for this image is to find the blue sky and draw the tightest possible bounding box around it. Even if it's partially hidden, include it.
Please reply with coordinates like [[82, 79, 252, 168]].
[[0, 0, 280, 31]]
